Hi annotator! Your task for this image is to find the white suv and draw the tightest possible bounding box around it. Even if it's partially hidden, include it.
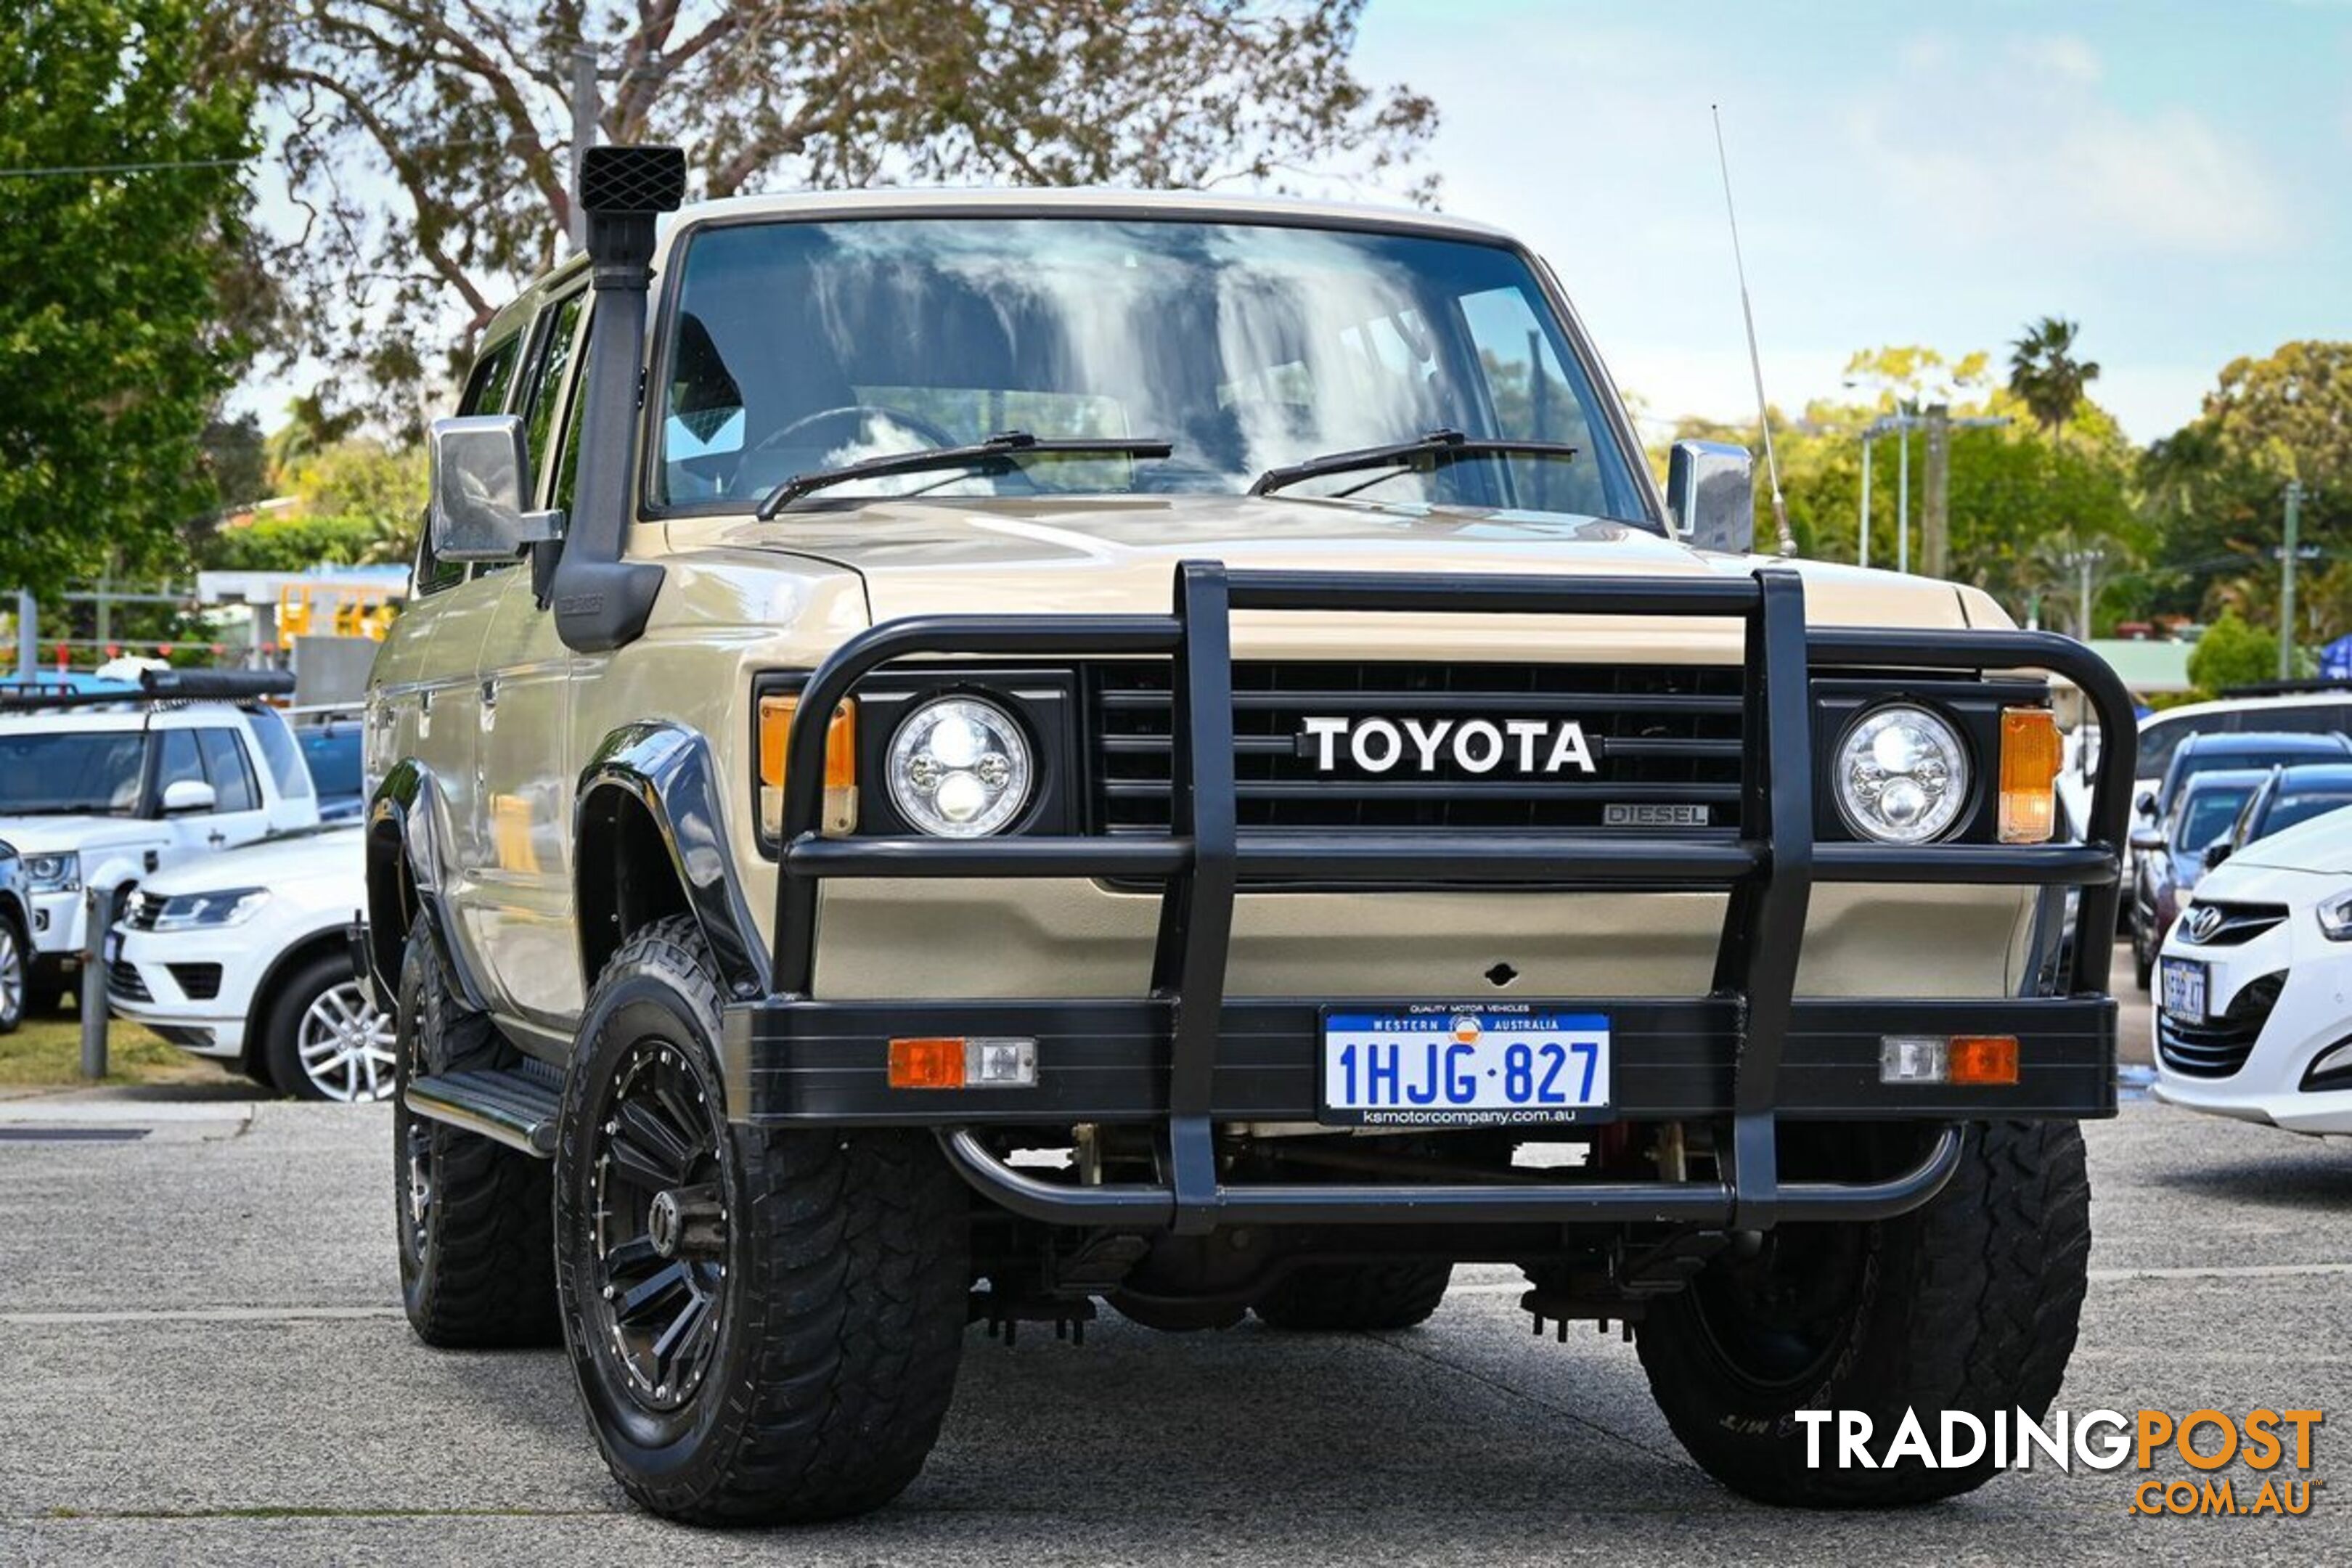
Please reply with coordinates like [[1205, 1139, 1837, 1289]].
[[0, 686, 322, 1011], [107, 824, 383, 1100]]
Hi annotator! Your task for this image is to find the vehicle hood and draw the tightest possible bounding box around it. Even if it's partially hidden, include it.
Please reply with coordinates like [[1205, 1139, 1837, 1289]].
[[2228, 808, 2352, 878], [0, 816, 169, 859], [139, 828, 364, 897], [699, 495, 1989, 648]]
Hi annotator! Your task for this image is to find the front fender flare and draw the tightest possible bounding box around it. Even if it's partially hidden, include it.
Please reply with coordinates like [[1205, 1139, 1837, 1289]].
[[575, 722, 769, 1002], [365, 759, 489, 1013]]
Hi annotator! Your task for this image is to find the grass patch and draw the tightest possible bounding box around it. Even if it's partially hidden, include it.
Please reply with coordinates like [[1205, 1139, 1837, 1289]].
[[0, 1008, 218, 1087]]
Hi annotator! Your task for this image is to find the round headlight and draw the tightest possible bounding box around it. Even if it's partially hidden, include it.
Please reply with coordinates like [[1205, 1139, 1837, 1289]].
[[1834, 704, 1969, 844], [887, 697, 1034, 838]]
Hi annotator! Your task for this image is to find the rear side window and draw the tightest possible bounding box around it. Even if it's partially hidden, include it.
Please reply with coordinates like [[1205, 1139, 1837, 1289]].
[[196, 729, 259, 812], [301, 727, 364, 799], [247, 708, 313, 800], [155, 730, 203, 796], [520, 292, 589, 494]]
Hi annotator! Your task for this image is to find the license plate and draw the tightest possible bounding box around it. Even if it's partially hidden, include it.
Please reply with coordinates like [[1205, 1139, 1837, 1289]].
[[2160, 957, 2209, 1023], [1320, 1005, 1610, 1127]]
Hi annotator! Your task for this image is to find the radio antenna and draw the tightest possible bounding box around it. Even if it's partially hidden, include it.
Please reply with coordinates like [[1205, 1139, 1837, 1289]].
[[1711, 104, 1796, 557]]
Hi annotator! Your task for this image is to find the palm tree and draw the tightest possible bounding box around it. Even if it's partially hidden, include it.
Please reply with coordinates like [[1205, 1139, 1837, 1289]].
[[2007, 317, 2101, 440]]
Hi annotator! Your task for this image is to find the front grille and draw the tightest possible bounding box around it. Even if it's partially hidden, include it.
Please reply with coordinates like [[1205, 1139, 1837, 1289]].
[[167, 963, 223, 1001], [1089, 661, 1744, 834], [2157, 970, 2284, 1079], [107, 959, 150, 1003], [2178, 901, 2288, 947]]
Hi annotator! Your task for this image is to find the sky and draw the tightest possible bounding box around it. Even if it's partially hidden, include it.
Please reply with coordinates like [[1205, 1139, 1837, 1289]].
[[1346, 0, 2352, 444]]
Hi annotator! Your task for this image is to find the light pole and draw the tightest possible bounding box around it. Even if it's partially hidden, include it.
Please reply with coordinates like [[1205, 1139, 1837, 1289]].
[[2280, 478, 2307, 680]]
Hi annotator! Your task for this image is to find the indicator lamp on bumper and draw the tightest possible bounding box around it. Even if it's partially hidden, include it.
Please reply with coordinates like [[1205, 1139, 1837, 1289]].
[[1880, 1034, 2020, 1085], [888, 1036, 1040, 1090]]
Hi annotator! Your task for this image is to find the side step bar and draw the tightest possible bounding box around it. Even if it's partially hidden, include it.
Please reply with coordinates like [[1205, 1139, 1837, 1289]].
[[404, 1066, 563, 1157]]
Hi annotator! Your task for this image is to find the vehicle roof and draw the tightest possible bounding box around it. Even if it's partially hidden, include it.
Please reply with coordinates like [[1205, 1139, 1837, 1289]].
[[2260, 763, 2352, 791], [2141, 690, 2352, 727], [483, 187, 1522, 346], [2179, 768, 2271, 795], [2176, 730, 2352, 757], [0, 706, 256, 735]]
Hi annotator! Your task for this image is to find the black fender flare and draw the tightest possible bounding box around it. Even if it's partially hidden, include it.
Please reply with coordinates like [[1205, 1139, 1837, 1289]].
[[364, 759, 490, 1014], [574, 722, 770, 1002]]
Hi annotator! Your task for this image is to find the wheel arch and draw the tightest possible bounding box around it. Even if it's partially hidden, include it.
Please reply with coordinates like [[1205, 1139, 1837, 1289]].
[[365, 759, 489, 1013], [574, 722, 768, 1002], [242, 926, 359, 1076]]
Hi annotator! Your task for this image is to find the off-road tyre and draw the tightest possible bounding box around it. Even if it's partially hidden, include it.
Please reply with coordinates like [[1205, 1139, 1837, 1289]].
[[1634, 1119, 2090, 1508], [555, 915, 969, 1525], [1253, 1261, 1454, 1331], [393, 921, 559, 1347]]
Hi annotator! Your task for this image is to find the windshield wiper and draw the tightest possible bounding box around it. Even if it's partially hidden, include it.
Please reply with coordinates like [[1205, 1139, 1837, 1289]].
[[1249, 428, 1577, 498], [754, 430, 1175, 519]]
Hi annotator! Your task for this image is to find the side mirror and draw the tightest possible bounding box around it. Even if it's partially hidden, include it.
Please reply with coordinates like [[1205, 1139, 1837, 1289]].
[[1665, 439, 1755, 554], [2207, 841, 2232, 866], [428, 415, 563, 563], [161, 778, 216, 814], [2135, 790, 2157, 818]]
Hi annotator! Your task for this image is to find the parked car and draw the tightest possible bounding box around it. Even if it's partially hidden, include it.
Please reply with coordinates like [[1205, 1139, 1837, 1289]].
[[2129, 769, 2265, 989], [0, 672, 322, 1013], [366, 150, 2132, 1521], [297, 717, 367, 822], [2211, 763, 2352, 868], [2152, 804, 2352, 1135], [105, 824, 382, 1100], [0, 841, 28, 1032]]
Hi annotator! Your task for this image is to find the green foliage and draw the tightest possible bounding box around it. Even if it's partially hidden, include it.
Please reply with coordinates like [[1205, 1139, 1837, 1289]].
[[2185, 612, 2278, 695], [253, 0, 1438, 423], [2141, 342, 2352, 639], [2006, 317, 2101, 438], [0, 0, 255, 595], [195, 512, 380, 573]]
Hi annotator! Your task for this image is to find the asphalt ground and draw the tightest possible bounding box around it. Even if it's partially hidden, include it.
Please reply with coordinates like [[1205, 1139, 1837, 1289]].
[[1, 963, 2343, 1566]]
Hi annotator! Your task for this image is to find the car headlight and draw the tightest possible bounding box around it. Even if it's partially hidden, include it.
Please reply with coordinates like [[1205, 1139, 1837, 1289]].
[[22, 852, 78, 891], [886, 697, 1034, 837], [2319, 889, 2352, 942], [149, 887, 271, 931], [1834, 704, 1970, 844]]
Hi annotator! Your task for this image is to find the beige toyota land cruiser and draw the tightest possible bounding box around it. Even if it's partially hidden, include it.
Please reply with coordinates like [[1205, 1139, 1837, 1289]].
[[364, 147, 2133, 1524]]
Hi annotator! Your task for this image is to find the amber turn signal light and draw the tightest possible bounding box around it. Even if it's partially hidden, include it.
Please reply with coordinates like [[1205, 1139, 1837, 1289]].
[[758, 694, 857, 837], [1949, 1034, 2021, 1086], [1997, 706, 2062, 844]]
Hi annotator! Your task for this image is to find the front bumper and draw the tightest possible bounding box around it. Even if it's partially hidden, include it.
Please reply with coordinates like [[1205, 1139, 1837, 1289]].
[[729, 563, 2137, 1231], [105, 926, 255, 1059]]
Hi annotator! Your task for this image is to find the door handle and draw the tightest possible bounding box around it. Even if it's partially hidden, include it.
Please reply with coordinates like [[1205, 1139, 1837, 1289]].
[[205, 830, 226, 847]]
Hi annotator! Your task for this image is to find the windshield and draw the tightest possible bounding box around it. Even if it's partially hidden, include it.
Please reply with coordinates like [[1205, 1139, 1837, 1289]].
[[0, 730, 146, 815], [2260, 792, 2352, 838], [656, 217, 1645, 521], [2176, 786, 2254, 849], [300, 728, 363, 799]]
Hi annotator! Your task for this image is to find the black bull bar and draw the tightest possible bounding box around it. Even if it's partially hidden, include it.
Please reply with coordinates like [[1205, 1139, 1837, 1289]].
[[734, 563, 2135, 1233]]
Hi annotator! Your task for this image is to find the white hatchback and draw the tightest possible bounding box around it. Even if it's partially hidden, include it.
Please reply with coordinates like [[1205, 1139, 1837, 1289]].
[[105, 825, 388, 1101], [2151, 806, 2352, 1135]]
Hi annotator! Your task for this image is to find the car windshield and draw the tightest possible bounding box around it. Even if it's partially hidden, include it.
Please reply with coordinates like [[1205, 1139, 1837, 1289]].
[[2176, 786, 2255, 849], [2258, 792, 2352, 838], [0, 730, 145, 815], [655, 216, 1646, 522]]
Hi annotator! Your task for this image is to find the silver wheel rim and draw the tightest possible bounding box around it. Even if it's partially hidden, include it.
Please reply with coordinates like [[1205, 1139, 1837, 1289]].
[[296, 979, 396, 1102], [0, 925, 20, 1026]]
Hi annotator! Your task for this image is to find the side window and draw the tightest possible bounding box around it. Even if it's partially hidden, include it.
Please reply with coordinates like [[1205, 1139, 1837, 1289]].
[[154, 730, 204, 801], [415, 332, 525, 596], [553, 315, 595, 514], [521, 292, 589, 494], [473, 291, 587, 579], [245, 709, 313, 801], [196, 729, 259, 813]]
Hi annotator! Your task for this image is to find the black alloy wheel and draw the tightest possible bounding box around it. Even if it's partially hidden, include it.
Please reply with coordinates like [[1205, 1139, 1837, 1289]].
[[580, 1037, 730, 1418]]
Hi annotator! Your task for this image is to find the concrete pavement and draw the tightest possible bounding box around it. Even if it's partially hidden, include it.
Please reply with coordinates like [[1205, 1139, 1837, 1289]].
[[1, 1088, 2347, 1565]]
